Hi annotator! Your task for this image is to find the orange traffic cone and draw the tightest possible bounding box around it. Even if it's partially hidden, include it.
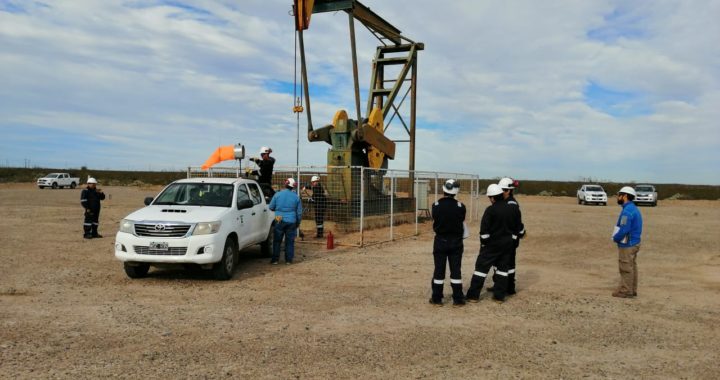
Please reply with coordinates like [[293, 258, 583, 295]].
[[326, 231, 334, 250]]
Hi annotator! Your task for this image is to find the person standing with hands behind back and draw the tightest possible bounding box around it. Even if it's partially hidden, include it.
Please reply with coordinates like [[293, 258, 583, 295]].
[[268, 178, 302, 265], [429, 179, 467, 307], [81, 177, 105, 239], [307, 175, 328, 239], [611, 186, 643, 298]]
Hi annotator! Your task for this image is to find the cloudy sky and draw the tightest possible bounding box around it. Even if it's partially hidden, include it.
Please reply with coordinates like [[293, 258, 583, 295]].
[[1, 0, 718, 184]]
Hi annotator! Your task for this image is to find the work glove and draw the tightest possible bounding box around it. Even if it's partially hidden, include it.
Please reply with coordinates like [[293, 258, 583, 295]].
[[85, 209, 93, 216]]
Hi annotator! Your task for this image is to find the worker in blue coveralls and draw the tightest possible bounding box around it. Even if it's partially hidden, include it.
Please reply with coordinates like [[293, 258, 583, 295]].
[[268, 178, 302, 265], [611, 186, 643, 298], [81, 177, 105, 239], [428, 179, 467, 307]]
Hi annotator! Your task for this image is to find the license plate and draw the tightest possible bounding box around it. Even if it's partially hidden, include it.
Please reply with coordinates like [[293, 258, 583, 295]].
[[149, 242, 169, 251]]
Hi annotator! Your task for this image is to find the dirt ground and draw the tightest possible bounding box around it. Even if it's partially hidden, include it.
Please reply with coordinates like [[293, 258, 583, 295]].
[[1, 183, 719, 379]]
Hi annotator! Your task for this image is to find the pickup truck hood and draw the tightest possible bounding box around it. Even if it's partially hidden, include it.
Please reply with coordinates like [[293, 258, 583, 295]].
[[586, 191, 606, 195], [125, 205, 229, 223]]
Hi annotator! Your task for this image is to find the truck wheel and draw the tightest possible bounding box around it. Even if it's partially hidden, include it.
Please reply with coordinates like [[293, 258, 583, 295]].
[[70, 182, 76, 189], [212, 239, 236, 280], [124, 263, 150, 278], [260, 225, 274, 257], [38, 186, 44, 189], [52, 182, 58, 189]]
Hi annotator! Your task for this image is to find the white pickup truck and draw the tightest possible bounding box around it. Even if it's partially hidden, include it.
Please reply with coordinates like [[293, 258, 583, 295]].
[[577, 184, 608, 206], [114, 177, 275, 280], [37, 173, 80, 189]]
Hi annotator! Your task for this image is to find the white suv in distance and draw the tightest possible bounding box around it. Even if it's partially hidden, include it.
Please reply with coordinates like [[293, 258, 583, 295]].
[[634, 184, 658, 206], [114, 177, 274, 280], [577, 184, 608, 206]]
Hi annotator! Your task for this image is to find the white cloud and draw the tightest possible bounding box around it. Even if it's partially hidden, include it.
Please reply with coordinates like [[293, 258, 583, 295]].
[[0, 0, 718, 184]]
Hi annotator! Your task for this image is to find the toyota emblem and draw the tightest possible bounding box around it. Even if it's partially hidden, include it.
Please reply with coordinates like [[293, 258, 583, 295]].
[[154, 224, 166, 231]]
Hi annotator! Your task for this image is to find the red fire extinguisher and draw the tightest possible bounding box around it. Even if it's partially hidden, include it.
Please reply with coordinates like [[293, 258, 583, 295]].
[[326, 231, 334, 250]]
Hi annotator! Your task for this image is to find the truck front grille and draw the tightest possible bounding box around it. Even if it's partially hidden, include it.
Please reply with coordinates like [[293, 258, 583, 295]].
[[134, 223, 192, 237], [133, 246, 188, 256]]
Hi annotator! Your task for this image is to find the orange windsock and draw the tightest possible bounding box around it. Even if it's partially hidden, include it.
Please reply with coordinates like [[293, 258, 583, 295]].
[[201, 145, 237, 170]]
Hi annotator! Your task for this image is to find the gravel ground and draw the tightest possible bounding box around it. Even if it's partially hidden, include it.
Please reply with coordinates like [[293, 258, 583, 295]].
[[1, 183, 719, 379]]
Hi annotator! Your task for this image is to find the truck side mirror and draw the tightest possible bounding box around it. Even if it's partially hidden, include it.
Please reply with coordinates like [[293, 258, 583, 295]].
[[144, 197, 154, 206], [237, 199, 253, 210]]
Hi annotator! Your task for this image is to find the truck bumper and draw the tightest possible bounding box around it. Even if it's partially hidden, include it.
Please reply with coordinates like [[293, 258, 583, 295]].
[[114, 232, 224, 265]]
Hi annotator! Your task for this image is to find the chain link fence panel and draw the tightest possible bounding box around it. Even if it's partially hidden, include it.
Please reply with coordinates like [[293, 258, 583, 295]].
[[188, 165, 481, 247]]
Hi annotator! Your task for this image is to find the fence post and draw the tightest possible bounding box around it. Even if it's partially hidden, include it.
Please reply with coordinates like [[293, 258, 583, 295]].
[[470, 175, 475, 222], [414, 171, 419, 236], [434, 173, 439, 203], [390, 173, 395, 241], [360, 166, 365, 247]]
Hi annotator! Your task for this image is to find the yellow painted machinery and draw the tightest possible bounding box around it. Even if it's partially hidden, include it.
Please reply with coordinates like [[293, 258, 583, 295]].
[[293, 0, 423, 202]]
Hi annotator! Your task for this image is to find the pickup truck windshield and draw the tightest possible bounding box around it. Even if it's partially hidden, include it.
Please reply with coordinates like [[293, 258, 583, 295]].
[[586, 186, 604, 192], [154, 183, 233, 207], [635, 186, 654, 192]]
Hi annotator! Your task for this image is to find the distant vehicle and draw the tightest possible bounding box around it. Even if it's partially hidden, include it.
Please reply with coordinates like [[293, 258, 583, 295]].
[[37, 173, 80, 189], [634, 184, 658, 207], [577, 184, 608, 206], [114, 177, 275, 280]]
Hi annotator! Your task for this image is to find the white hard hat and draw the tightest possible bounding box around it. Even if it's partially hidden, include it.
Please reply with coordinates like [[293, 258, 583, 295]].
[[259, 146, 271, 154], [311, 175, 320, 182], [498, 177, 514, 190], [486, 184, 503, 197], [87, 177, 97, 184], [618, 186, 636, 197], [285, 178, 296, 188], [443, 179, 460, 195]]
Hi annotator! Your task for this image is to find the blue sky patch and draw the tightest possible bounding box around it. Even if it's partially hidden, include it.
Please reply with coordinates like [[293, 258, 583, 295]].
[[263, 79, 338, 102], [124, 0, 226, 25], [584, 81, 653, 118], [587, 7, 647, 42], [0, 0, 27, 13]]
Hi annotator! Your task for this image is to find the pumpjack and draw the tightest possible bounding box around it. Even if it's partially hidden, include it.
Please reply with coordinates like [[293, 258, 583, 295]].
[[293, 0, 423, 202]]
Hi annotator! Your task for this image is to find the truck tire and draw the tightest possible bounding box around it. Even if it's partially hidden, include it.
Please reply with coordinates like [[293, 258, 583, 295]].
[[70, 182, 76, 189], [38, 186, 44, 189], [52, 182, 58, 189], [260, 224, 274, 257], [124, 263, 150, 278], [212, 239, 236, 280]]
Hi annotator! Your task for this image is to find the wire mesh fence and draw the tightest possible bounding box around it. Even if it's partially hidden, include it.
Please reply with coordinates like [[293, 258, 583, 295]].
[[188, 164, 481, 247]]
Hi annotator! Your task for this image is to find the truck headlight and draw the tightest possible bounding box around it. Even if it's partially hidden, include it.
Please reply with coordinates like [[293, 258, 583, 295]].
[[193, 221, 221, 236], [119, 219, 135, 234]]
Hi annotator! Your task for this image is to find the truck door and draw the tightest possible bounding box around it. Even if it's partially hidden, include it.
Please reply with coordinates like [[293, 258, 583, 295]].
[[234, 184, 255, 250], [247, 183, 268, 242]]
